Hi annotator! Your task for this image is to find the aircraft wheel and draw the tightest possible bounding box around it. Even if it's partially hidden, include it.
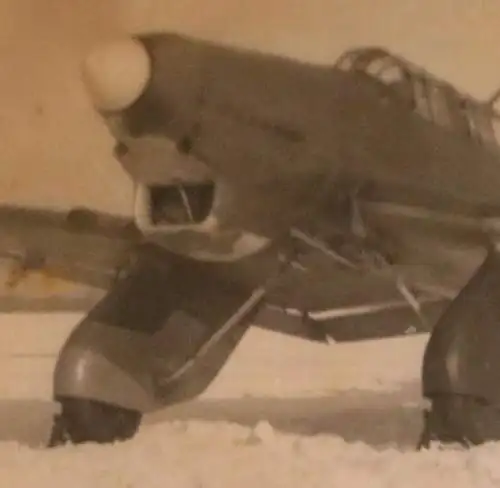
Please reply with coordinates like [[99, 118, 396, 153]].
[[48, 396, 142, 447], [418, 394, 500, 449]]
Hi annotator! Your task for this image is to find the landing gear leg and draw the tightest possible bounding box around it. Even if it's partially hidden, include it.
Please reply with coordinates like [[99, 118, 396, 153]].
[[420, 248, 500, 448], [48, 245, 273, 447]]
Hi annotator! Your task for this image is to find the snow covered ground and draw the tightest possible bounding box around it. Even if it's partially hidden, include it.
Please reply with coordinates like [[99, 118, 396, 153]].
[[2, 313, 500, 487]]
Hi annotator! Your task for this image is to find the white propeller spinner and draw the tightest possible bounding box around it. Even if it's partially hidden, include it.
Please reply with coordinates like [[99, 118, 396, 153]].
[[81, 38, 151, 111]]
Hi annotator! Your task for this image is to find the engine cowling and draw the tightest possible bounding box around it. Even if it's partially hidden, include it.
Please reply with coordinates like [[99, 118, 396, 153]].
[[81, 33, 335, 262]]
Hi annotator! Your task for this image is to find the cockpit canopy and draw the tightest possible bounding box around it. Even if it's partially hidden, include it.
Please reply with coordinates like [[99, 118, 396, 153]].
[[336, 47, 500, 151]]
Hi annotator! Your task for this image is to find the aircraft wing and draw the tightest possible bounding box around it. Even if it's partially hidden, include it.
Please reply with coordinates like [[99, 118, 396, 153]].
[[256, 238, 451, 343], [0, 204, 450, 342], [0, 205, 139, 313], [0, 257, 103, 312]]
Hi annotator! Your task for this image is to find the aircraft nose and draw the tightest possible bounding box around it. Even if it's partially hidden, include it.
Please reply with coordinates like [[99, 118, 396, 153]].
[[81, 38, 151, 112]]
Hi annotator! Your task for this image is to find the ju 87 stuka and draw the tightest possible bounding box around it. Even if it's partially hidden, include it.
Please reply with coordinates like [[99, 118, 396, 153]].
[[4, 32, 500, 449]]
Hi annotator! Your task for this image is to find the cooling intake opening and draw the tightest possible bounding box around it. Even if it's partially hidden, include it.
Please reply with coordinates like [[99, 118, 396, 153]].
[[148, 182, 216, 225]]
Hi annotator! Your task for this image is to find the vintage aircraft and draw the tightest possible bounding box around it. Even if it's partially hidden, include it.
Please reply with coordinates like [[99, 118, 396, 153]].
[[5, 32, 500, 449]]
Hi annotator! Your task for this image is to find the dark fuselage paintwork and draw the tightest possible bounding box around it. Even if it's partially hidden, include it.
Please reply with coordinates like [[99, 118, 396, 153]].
[[119, 33, 500, 211], [104, 34, 500, 304]]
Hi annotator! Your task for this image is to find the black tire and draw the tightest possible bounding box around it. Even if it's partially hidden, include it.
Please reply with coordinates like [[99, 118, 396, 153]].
[[418, 394, 500, 449], [48, 396, 142, 447]]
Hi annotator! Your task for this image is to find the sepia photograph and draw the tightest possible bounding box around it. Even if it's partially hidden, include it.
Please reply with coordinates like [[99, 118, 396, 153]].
[[1, 0, 500, 485]]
